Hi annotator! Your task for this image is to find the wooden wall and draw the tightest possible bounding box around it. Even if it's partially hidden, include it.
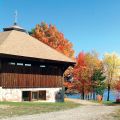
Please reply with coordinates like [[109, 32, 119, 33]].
[[0, 61, 64, 88]]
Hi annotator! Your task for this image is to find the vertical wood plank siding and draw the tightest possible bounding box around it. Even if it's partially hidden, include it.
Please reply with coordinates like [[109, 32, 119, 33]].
[[1, 62, 63, 88]]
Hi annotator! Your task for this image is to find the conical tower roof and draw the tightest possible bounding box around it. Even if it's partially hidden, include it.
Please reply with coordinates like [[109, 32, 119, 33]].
[[3, 23, 26, 33]]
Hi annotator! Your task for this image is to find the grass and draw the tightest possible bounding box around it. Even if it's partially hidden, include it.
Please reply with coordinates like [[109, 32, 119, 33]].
[[90, 99, 120, 105], [0, 101, 79, 119], [114, 109, 120, 120], [91, 100, 120, 120], [102, 101, 120, 106], [102, 101, 120, 120]]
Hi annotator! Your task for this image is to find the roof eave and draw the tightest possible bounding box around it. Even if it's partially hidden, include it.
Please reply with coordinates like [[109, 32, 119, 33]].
[[0, 53, 76, 65]]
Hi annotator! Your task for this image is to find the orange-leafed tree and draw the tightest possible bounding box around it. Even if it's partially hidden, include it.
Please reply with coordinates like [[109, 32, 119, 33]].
[[85, 51, 104, 99], [115, 80, 120, 102], [73, 51, 103, 99], [115, 80, 120, 91], [31, 22, 74, 59], [64, 66, 75, 93], [73, 52, 91, 99], [30, 22, 75, 93]]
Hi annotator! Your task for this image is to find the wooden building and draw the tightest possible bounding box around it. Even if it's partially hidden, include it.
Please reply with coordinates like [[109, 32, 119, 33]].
[[0, 24, 75, 102]]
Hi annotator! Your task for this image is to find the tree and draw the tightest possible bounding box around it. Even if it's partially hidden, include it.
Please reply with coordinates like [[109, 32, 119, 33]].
[[31, 22, 74, 59], [103, 53, 120, 101], [115, 80, 120, 92], [31, 22, 75, 94], [64, 66, 74, 83], [92, 69, 106, 98], [115, 80, 120, 102], [73, 52, 91, 99], [85, 51, 102, 76], [64, 66, 74, 93], [73, 51, 103, 100], [85, 51, 103, 99]]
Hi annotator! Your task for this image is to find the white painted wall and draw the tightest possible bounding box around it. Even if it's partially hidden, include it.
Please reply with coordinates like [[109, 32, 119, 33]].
[[0, 87, 63, 102], [0, 87, 22, 102]]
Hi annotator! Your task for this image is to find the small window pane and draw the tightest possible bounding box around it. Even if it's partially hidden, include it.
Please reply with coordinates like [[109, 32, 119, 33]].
[[40, 65, 46, 68], [32, 92, 38, 100], [8, 62, 15, 65], [25, 64, 31, 66], [17, 63, 23, 66]]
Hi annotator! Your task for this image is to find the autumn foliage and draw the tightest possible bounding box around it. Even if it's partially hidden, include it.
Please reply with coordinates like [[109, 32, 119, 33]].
[[73, 51, 103, 99], [31, 22, 107, 100], [64, 66, 75, 91], [115, 80, 120, 92], [31, 22, 75, 93], [115, 80, 120, 102], [32, 22, 74, 59], [73, 52, 91, 99], [103, 53, 120, 101]]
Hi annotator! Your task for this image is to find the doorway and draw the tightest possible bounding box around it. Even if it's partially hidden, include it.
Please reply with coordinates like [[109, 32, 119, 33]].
[[22, 91, 31, 101]]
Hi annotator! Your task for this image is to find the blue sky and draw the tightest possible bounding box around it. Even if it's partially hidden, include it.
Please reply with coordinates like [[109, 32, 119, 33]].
[[0, 0, 120, 58]]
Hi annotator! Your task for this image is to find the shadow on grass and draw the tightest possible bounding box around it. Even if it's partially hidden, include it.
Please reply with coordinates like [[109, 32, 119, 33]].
[[90, 100, 120, 106], [102, 101, 120, 106]]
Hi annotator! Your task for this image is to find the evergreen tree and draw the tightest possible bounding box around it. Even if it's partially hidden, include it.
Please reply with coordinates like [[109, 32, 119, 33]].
[[92, 69, 106, 99]]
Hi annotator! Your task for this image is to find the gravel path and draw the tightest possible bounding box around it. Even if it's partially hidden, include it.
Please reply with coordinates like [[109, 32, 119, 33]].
[[2, 99, 119, 120]]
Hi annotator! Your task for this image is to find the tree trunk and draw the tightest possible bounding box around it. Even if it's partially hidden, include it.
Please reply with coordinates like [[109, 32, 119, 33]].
[[107, 83, 110, 101], [88, 94, 89, 100], [93, 87, 96, 100], [82, 86, 85, 100], [93, 92, 96, 100], [90, 92, 93, 100], [82, 92, 84, 100]]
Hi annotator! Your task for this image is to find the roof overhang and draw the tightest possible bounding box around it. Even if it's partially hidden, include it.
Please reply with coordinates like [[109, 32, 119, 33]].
[[0, 53, 76, 66]]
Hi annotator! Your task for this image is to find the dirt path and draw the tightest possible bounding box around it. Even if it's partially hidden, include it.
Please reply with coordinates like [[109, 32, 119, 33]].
[[1, 99, 119, 120], [65, 98, 101, 105]]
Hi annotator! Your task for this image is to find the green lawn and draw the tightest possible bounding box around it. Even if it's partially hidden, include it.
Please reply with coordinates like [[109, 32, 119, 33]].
[[102, 100, 120, 120], [91, 100, 120, 106], [102, 101, 120, 106], [91, 100, 120, 120], [0, 101, 79, 119], [103, 101, 120, 120], [113, 109, 120, 120]]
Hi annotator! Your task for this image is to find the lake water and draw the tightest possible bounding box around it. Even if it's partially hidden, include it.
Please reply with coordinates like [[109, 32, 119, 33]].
[[66, 89, 117, 101]]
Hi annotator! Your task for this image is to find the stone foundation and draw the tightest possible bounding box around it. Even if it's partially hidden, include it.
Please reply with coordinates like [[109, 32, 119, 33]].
[[0, 87, 63, 102]]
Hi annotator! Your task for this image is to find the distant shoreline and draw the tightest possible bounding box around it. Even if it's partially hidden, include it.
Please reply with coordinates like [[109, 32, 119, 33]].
[[66, 89, 117, 101]]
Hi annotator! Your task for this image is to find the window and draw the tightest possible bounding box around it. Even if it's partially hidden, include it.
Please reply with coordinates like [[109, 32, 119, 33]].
[[39, 91, 46, 100], [25, 64, 31, 67], [8, 62, 15, 65], [40, 65, 46, 68], [32, 91, 46, 101], [32, 92, 38, 100], [17, 63, 23, 66]]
